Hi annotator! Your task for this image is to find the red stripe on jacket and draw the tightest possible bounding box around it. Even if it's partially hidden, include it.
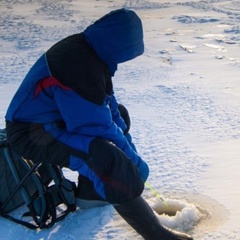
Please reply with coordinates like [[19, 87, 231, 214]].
[[35, 76, 71, 97]]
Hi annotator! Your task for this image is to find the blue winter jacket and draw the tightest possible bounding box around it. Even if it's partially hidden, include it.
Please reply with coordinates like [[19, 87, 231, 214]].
[[5, 8, 148, 198]]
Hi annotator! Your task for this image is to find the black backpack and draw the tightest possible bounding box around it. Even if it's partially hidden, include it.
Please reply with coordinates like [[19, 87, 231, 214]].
[[0, 128, 76, 229]]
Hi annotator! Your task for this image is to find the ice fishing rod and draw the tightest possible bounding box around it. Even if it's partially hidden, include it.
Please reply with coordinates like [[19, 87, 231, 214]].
[[145, 181, 168, 207]]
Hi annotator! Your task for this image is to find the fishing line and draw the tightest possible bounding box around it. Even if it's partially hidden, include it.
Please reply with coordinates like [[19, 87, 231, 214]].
[[145, 181, 169, 207]]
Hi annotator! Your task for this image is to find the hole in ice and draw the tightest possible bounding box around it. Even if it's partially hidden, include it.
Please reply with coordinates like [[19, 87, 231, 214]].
[[147, 193, 229, 234], [153, 199, 185, 216], [151, 198, 201, 231]]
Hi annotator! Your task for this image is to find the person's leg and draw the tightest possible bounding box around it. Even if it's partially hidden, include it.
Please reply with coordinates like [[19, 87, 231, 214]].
[[6, 121, 72, 166], [81, 138, 193, 239], [84, 138, 144, 203], [114, 196, 193, 240]]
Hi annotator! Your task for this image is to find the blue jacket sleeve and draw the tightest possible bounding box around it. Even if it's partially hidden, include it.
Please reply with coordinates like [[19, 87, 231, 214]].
[[110, 94, 138, 152], [110, 94, 127, 133]]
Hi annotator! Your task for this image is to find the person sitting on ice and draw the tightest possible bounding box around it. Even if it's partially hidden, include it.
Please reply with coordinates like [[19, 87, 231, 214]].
[[5, 8, 193, 240]]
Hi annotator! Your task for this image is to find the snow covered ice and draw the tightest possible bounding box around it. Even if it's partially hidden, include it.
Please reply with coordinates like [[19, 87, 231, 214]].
[[0, 0, 240, 239]]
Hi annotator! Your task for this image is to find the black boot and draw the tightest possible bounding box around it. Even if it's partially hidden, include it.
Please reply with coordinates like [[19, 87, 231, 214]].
[[114, 196, 193, 240]]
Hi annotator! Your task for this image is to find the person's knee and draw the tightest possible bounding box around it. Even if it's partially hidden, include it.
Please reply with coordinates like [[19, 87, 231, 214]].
[[87, 138, 116, 176], [87, 138, 144, 204]]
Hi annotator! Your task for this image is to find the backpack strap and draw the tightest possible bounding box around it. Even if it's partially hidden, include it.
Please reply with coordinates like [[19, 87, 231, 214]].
[[22, 190, 57, 229], [44, 164, 76, 220]]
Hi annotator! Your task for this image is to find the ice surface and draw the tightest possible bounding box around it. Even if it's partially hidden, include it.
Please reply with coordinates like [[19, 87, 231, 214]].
[[0, 0, 240, 239]]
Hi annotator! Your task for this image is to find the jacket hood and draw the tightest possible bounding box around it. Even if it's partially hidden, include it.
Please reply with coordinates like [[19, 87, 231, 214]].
[[83, 8, 144, 76]]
